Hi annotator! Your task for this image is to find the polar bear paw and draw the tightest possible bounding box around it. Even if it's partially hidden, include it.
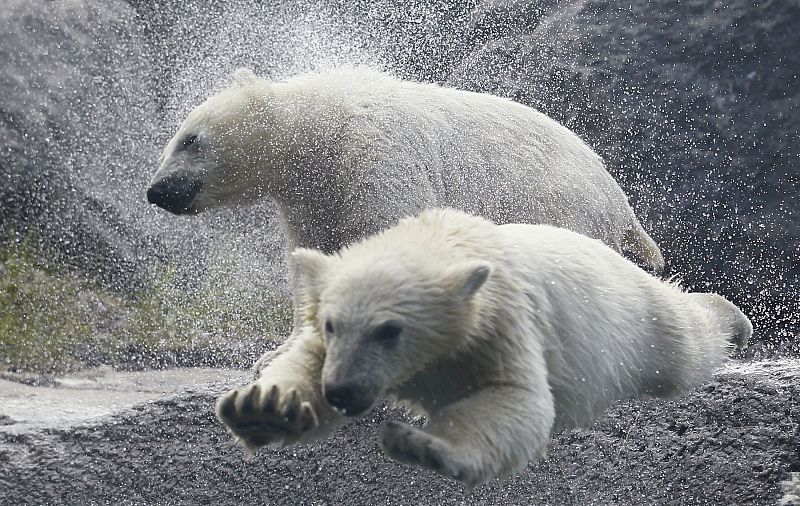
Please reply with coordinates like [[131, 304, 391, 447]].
[[381, 421, 478, 484], [216, 383, 319, 449]]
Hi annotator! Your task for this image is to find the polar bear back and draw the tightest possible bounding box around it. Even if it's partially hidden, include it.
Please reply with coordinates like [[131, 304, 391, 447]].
[[496, 222, 736, 428], [290, 67, 635, 248]]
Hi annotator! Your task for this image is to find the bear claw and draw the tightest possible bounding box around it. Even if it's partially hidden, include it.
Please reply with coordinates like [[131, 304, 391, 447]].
[[218, 389, 238, 420], [241, 384, 260, 414], [262, 384, 279, 413], [381, 421, 458, 478], [380, 421, 481, 485], [215, 382, 320, 449]]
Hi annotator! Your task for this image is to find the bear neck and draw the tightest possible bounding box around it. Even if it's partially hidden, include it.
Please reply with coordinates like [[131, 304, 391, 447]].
[[245, 85, 346, 191], [255, 84, 359, 253]]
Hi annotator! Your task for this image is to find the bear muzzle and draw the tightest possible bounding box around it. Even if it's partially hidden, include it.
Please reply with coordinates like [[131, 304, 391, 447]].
[[147, 175, 204, 215], [323, 381, 376, 417]]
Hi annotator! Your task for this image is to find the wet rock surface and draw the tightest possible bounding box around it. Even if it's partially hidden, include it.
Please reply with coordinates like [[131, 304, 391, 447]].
[[0, 367, 249, 433], [1, 0, 796, 342], [0, 0, 288, 296], [1, 360, 797, 505]]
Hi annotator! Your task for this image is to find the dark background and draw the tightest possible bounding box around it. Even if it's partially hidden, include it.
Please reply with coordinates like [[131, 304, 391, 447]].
[[1, 0, 797, 350]]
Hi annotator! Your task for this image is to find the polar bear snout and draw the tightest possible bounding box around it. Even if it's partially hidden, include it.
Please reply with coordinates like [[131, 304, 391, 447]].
[[323, 381, 374, 416], [147, 174, 204, 215]]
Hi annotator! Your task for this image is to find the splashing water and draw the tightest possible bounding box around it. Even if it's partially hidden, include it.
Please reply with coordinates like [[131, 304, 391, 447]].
[[0, 0, 797, 374], [1, 2, 799, 504]]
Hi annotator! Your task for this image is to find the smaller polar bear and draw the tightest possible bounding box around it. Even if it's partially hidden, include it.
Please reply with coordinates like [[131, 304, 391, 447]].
[[216, 209, 750, 485]]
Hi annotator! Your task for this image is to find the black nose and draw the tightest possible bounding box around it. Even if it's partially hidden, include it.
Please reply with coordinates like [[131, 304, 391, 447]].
[[324, 382, 374, 416], [147, 175, 203, 215], [324, 383, 354, 411]]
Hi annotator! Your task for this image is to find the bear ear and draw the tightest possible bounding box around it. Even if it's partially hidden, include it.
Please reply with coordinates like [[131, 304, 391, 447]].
[[233, 67, 259, 87], [446, 261, 493, 302], [292, 248, 331, 301]]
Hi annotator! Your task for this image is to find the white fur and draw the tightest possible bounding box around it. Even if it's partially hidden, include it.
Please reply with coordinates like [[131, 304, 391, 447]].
[[216, 209, 750, 485]]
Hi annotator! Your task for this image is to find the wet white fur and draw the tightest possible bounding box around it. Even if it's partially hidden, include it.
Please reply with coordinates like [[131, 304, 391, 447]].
[[233, 208, 748, 485], [153, 67, 661, 264]]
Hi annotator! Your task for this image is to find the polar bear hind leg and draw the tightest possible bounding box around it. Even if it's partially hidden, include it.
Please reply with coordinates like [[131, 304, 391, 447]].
[[693, 292, 752, 349], [621, 221, 666, 274]]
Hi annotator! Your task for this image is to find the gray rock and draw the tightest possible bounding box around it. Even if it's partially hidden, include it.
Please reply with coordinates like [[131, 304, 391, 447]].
[[0, 0, 289, 311], [127, 0, 800, 344], [1, 359, 797, 504], [1, 0, 796, 345], [0, 0, 165, 289]]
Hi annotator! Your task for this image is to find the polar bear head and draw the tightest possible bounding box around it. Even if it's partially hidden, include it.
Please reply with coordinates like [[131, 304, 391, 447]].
[[293, 246, 492, 416], [147, 69, 284, 215]]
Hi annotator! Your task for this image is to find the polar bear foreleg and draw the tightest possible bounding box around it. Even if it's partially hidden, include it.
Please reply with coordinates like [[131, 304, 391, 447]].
[[216, 325, 346, 450], [380, 384, 554, 486]]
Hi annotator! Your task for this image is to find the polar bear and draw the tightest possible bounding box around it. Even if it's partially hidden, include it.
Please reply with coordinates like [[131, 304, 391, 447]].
[[216, 209, 750, 485], [148, 67, 662, 269], [147, 67, 663, 316]]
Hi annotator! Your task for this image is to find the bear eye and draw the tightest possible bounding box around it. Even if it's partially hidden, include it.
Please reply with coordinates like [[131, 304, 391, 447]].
[[324, 319, 334, 338], [180, 133, 198, 150], [373, 321, 402, 345]]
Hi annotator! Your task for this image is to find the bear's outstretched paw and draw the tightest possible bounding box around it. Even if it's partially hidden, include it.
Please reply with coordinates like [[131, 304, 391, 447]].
[[216, 383, 319, 450], [381, 421, 479, 484]]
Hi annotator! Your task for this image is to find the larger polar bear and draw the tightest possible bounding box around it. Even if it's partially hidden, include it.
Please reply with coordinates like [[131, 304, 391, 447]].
[[148, 67, 662, 268], [147, 67, 663, 293], [216, 208, 750, 485]]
